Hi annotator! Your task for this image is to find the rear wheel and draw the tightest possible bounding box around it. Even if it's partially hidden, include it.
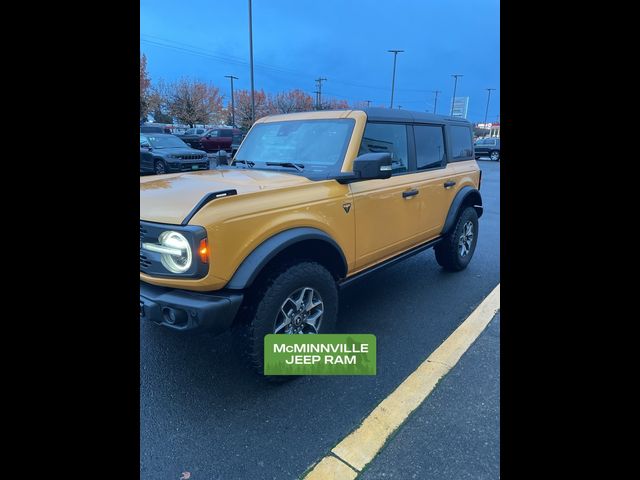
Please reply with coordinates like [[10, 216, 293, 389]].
[[435, 206, 479, 271], [234, 261, 338, 381], [490, 150, 500, 161]]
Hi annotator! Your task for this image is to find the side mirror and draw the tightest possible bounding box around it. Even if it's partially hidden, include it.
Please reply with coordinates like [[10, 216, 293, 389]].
[[336, 153, 392, 184]]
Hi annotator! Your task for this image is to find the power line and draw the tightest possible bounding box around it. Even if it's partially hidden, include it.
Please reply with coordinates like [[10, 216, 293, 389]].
[[141, 34, 436, 94]]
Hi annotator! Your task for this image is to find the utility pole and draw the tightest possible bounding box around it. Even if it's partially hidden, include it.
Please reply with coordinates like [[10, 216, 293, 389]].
[[315, 77, 327, 109], [388, 50, 404, 108], [248, 0, 255, 123], [450, 74, 463, 116], [224, 75, 238, 127], [483, 88, 495, 127], [432, 90, 441, 114]]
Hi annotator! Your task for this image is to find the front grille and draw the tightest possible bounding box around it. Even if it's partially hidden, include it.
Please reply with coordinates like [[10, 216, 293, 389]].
[[177, 154, 207, 160]]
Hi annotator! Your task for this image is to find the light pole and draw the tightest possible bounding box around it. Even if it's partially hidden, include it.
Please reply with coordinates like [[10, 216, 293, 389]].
[[450, 74, 463, 116], [315, 77, 327, 110], [366, 100, 372, 107], [248, 0, 255, 123], [225, 75, 238, 127], [388, 49, 404, 108], [483, 88, 495, 128], [432, 90, 441, 114]]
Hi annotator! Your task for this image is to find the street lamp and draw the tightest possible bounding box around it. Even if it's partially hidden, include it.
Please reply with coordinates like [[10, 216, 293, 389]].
[[483, 88, 495, 128], [450, 74, 463, 116], [248, 0, 255, 123], [388, 50, 404, 109], [225, 75, 238, 127], [432, 90, 441, 114]]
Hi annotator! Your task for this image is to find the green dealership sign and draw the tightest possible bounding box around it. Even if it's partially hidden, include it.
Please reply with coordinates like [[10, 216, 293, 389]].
[[264, 334, 377, 375]]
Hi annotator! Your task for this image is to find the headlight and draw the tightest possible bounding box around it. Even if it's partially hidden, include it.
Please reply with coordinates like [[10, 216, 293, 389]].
[[158, 231, 192, 273]]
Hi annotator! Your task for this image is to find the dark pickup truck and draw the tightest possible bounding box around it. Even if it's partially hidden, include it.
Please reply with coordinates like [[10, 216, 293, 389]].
[[200, 127, 243, 153]]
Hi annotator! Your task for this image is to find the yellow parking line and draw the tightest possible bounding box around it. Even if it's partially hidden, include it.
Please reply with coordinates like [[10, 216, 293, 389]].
[[302, 283, 500, 478]]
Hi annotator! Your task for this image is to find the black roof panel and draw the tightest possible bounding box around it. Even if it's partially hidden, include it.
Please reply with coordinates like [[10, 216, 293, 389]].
[[361, 107, 471, 125]]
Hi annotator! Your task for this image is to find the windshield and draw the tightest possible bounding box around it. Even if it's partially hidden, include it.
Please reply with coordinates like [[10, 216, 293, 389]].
[[146, 135, 189, 149], [234, 119, 355, 176]]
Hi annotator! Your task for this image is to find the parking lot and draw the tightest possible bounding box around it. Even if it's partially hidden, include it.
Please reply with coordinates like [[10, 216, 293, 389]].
[[140, 159, 500, 479]]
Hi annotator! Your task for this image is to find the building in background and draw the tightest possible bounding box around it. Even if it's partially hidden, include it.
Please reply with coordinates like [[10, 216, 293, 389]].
[[476, 122, 500, 138]]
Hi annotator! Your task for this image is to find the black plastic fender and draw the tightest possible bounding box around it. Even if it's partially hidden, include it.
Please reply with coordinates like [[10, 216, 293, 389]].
[[226, 227, 348, 290], [441, 186, 483, 235]]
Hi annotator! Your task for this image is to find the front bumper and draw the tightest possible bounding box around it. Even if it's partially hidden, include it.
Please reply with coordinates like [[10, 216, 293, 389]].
[[166, 161, 209, 173], [140, 281, 243, 333]]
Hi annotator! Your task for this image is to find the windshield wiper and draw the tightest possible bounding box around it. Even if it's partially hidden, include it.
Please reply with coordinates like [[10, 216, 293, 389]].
[[266, 162, 304, 172], [232, 159, 255, 168]]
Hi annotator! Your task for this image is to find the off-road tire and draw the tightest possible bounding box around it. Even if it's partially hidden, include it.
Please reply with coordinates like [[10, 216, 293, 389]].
[[234, 261, 338, 382], [435, 206, 479, 271]]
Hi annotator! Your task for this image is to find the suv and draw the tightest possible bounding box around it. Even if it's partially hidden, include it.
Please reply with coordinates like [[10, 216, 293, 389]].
[[140, 108, 482, 376], [140, 133, 209, 175], [474, 137, 500, 161]]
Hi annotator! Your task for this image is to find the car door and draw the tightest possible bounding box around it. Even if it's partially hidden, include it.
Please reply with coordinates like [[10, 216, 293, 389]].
[[349, 122, 426, 270], [408, 123, 458, 241], [201, 129, 219, 151]]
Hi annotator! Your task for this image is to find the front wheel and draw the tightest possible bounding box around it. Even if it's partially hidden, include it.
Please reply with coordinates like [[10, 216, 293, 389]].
[[154, 160, 167, 175], [435, 206, 479, 271], [234, 262, 338, 380], [490, 150, 500, 161]]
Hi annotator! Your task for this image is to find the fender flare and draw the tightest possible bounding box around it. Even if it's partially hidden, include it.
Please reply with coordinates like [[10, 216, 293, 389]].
[[225, 227, 348, 290], [441, 186, 483, 235]]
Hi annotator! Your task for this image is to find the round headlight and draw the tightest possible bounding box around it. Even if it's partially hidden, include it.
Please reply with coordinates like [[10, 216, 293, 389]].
[[158, 231, 192, 273]]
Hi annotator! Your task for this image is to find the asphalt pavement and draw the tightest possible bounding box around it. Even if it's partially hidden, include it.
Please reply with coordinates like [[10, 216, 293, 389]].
[[360, 313, 500, 479], [140, 159, 500, 480]]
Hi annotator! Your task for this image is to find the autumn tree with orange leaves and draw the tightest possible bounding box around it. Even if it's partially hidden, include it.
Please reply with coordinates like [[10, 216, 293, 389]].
[[234, 89, 272, 130], [271, 89, 314, 114], [165, 78, 225, 127], [140, 54, 152, 122]]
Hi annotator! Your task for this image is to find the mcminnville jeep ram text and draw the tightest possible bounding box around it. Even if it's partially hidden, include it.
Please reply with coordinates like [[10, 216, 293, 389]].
[[140, 108, 482, 376]]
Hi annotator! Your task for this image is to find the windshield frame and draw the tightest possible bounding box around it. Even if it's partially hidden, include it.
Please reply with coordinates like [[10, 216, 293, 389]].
[[233, 118, 355, 179]]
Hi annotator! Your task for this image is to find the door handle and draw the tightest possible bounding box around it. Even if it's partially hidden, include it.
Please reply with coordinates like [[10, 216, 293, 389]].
[[444, 181, 456, 188], [402, 189, 419, 199]]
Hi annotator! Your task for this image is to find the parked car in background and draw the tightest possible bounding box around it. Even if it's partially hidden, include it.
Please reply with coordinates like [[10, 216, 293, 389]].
[[200, 127, 242, 153], [141, 123, 172, 134], [474, 137, 500, 161], [175, 127, 209, 149], [140, 133, 209, 175], [231, 132, 245, 156]]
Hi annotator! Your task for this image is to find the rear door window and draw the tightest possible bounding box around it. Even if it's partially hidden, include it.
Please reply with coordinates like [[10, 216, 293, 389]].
[[449, 125, 474, 160], [414, 125, 446, 170]]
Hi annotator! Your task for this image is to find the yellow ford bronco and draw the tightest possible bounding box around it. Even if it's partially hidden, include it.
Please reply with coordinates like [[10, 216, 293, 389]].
[[140, 108, 482, 374]]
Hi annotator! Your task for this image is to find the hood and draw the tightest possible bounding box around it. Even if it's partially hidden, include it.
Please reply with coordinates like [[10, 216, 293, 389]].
[[140, 168, 311, 225]]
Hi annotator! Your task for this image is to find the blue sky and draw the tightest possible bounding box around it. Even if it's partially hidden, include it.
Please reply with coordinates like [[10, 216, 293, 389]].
[[140, 0, 499, 122]]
